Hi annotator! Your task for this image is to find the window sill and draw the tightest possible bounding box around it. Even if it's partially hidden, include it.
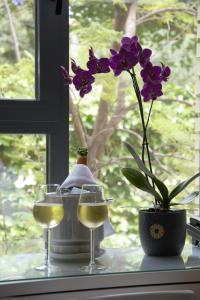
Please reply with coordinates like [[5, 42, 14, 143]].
[[1, 244, 200, 298]]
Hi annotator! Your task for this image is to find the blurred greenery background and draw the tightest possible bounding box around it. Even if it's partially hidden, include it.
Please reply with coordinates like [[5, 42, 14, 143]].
[[0, 0, 199, 254]]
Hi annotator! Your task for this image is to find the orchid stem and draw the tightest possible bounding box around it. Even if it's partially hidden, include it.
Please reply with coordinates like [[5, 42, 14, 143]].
[[146, 100, 154, 129], [129, 69, 155, 194]]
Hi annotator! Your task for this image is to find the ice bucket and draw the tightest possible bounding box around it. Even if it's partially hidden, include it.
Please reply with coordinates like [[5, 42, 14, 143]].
[[50, 193, 104, 260]]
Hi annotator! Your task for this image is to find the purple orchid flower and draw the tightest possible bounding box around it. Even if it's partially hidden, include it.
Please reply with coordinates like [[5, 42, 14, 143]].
[[79, 84, 93, 98], [138, 48, 152, 68], [73, 69, 95, 98], [121, 36, 139, 53], [71, 59, 82, 74], [109, 36, 152, 76], [60, 34, 171, 102], [140, 62, 162, 85], [141, 82, 163, 102], [87, 47, 110, 74], [109, 48, 138, 76], [161, 64, 171, 82], [60, 66, 72, 85], [60, 60, 95, 98], [70, 59, 95, 97]]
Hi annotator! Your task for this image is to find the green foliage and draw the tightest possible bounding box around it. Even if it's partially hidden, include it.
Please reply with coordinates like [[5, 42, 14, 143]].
[[0, 0, 34, 64], [69, 0, 198, 247], [122, 142, 200, 209], [0, 54, 34, 98], [0, 134, 46, 254], [122, 167, 162, 201]]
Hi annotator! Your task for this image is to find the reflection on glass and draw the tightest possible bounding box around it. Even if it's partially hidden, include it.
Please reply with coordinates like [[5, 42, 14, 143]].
[[0, 1, 35, 99]]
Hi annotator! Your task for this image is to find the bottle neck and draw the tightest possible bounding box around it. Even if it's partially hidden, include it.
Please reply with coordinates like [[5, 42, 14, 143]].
[[77, 155, 87, 165]]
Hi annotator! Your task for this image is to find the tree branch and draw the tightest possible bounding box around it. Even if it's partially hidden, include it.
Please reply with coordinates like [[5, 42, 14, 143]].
[[137, 7, 196, 26], [3, 0, 21, 62], [96, 155, 173, 175], [69, 90, 88, 147], [158, 98, 193, 107], [154, 152, 192, 162], [88, 99, 109, 169]]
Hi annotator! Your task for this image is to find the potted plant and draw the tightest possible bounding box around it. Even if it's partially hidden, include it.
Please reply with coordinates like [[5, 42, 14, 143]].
[[61, 35, 200, 256], [122, 141, 200, 256]]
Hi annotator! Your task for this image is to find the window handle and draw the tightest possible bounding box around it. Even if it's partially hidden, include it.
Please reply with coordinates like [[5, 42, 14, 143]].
[[50, 0, 63, 15]]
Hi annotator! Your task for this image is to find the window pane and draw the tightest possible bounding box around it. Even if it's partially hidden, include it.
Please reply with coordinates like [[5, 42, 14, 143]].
[[69, 1, 198, 248], [0, 0, 35, 100], [0, 134, 46, 255]]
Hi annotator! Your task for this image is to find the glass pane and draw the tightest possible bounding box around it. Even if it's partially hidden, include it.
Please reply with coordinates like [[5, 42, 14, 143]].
[[0, 0, 35, 100], [69, 0, 198, 249], [0, 134, 46, 255]]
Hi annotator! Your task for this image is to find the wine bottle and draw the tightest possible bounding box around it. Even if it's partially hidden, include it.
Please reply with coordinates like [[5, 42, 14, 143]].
[[76, 147, 88, 165], [60, 147, 96, 191]]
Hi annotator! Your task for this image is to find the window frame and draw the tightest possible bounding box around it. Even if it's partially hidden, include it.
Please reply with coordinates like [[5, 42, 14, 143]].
[[0, 0, 69, 184]]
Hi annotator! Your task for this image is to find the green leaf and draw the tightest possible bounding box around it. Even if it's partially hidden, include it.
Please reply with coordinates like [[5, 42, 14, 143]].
[[169, 172, 200, 201], [124, 142, 169, 201], [121, 167, 162, 201]]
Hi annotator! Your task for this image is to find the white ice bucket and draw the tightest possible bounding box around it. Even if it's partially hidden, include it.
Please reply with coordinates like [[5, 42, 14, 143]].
[[50, 193, 104, 260]]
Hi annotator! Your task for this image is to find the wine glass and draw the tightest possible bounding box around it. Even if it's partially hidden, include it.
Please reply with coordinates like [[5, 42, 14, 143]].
[[77, 184, 110, 272], [33, 184, 64, 271]]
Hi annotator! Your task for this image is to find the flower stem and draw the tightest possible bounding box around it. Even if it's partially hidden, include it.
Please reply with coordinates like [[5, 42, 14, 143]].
[[141, 100, 154, 176], [129, 69, 155, 190], [146, 100, 154, 129]]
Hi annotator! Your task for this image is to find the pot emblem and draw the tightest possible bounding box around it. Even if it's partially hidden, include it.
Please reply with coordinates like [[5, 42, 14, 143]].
[[149, 223, 165, 239]]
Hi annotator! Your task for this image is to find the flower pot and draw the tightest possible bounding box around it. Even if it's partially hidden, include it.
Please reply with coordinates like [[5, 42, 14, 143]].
[[139, 209, 186, 256]]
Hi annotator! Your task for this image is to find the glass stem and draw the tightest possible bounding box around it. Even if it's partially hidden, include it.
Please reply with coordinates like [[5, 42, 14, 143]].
[[44, 228, 51, 268], [89, 228, 95, 267]]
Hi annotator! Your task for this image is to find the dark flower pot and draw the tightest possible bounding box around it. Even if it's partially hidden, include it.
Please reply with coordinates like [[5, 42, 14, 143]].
[[139, 209, 186, 256]]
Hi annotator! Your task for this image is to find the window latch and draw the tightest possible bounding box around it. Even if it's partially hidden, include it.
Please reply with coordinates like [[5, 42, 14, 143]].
[[50, 0, 63, 15]]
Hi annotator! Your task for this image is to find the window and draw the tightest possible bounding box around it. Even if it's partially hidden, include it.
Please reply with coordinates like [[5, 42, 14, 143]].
[[0, 0, 68, 254], [0, 0, 198, 254], [0, 1, 35, 99], [69, 0, 198, 248], [0, 0, 68, 183]]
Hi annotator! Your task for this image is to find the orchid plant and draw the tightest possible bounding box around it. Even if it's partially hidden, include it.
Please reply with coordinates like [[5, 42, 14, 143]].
[[62, 35, 200, 211]]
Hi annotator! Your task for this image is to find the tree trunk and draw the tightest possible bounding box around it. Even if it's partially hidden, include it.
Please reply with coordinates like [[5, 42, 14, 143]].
[[70, 1, 138, 175], [87, 1, 138, 174], [3, 0, 21, 62]]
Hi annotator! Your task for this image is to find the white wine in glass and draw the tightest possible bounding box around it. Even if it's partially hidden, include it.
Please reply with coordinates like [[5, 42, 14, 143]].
[[77, 202, 108, 229], [33, 184, 64, 271], [77, 184, 110, 272], [33, 202, 64, 229]]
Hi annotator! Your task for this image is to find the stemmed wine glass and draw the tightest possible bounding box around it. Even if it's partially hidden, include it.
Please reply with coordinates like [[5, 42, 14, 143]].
[[33, 184, 64, 271], [77, 184, 110, 272]]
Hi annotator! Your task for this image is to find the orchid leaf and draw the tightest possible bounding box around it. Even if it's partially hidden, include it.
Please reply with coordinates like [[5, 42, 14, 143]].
[[122, 167, 162, 202], [124, 142, 169, 201], [169, 172, 200, 201]]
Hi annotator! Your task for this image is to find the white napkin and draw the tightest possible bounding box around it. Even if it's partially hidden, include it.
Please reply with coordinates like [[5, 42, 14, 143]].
[[61, 164, 96, 190]]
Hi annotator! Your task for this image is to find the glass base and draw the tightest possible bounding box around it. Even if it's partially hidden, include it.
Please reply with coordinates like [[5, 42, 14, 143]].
[[81, 262, 106, 273], [35, 265, 50, 271]]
